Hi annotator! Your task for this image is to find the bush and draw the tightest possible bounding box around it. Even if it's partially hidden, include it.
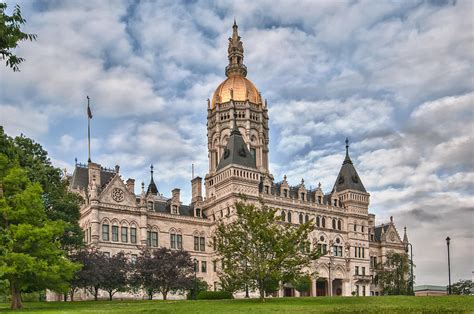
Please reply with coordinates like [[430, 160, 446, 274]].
[[197, 291, 233, 300]]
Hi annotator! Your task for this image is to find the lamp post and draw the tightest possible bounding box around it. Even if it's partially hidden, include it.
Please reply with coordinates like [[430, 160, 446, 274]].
[[446, 237, 451, 295], [193, 258, 198, 300], [405, 242, 414, 295]]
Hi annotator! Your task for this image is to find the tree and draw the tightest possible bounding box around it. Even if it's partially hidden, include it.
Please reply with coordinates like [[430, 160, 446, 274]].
[[0, 155, 80, 309], [213, 199, 320, 300], [292, 274, 313, 296], [132, 248, 194, 300], [0, 127, 83, 250], [101, 252, 129, 300], [451, 279, 473, 295], [71, 248, 107, 301], [376, 252, 411, 295], [0, 3, 37, 71]]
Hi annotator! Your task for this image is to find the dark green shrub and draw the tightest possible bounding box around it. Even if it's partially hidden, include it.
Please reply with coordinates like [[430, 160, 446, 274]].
[[197, 291, 233, 300]]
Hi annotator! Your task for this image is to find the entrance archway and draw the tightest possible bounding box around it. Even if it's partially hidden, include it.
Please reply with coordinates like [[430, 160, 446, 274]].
[[316, 279, 327, 296]]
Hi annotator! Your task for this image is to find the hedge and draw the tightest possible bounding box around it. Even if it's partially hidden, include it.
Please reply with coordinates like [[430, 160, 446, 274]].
[[197, 291, 234, 300]]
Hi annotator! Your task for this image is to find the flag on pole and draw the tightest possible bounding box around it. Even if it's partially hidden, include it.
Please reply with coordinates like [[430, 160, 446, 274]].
[[87, 96, 92, 119]]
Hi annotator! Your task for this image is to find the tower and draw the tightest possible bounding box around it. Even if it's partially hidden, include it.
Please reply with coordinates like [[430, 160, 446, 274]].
[[332, 138, 370, 215], [206, 21, 270, 179]]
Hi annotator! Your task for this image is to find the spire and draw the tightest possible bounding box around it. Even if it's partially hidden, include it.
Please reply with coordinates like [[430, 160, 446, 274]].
[[226, 19, 247, 77], [231, 112, 239, 135], [344, 137, 352, 165], [146, 164, 159, 196], [403, 226, 409, 244]]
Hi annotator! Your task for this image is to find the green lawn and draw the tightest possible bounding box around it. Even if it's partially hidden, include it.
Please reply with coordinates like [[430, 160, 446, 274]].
[[0, 296, 473, 313]]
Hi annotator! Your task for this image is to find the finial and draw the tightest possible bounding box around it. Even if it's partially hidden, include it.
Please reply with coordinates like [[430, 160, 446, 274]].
[[150, 164, 154, 180], [343, 137, 352, 165], [301, 178, 304, 185], [233, 17, 237, 27], [207, 98, 210, 109], [115, 165, 120, 173], [75, 157, 77, 165], [390, 216, 393, 223], [404, 226, 407, 233], [141, 182, 145, 193], [318, 182, 321, 188], [283, 174, 287, 181]]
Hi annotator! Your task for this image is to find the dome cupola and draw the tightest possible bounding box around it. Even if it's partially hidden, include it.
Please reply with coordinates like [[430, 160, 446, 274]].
[[211, 20, 262, 109]]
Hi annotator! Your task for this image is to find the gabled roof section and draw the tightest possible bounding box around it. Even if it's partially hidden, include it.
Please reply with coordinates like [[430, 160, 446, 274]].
[[216, 114, 256, 171], [70, 163, 115, 190], [333, 138, 367, 193], [374, 224, 390, 242]]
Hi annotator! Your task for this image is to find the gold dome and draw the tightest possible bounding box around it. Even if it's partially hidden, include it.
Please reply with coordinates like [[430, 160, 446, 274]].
[[211, 74, 262, 108]]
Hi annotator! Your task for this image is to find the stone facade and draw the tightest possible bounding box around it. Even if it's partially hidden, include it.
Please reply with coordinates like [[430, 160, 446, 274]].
[[69, 22, 408, 300]]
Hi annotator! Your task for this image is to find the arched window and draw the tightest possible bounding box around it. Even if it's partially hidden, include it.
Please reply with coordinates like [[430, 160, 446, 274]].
[[102, 221, 110, 241], [170, 229, 182, 250], [337, 220, 342, 231], [332, 219, 337, 229], [316, 216, 320, 227], [321, 217, 326, 228], [287, 211, 292, 223], [147, 228, 158, 247], [332, 237, 343, 257], [299, 213, 304, 224], [281, 210, 285, 221], [305, 214, 309, 223]]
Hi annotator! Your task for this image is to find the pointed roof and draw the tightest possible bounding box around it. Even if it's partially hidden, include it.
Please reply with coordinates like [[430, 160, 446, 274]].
[[225, 19, 247, 77], [146, 164, 159, 196], [333, 138, 367, 193], [216, 113, 256, 171], [403, 226, 409, 243]]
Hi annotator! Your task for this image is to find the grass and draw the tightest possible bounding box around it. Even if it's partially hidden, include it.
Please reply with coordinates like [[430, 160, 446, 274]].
[[0, 296, 473, 313]]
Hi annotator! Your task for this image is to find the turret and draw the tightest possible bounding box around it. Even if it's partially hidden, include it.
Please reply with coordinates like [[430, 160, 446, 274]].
[[333, 138, 370, 214]]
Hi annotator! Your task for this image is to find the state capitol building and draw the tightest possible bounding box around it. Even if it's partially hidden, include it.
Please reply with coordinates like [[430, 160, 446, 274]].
[[69, 22, 408, 299]]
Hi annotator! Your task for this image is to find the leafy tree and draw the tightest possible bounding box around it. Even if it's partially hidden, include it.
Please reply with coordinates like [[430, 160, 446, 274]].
[[70, 248, 108, 301], [0, 127, 83, 250], [0, 3, 37, 71], [0, 155, 80, 309], [186, 278, 209, 300], [451, 279, 473, 295], [101, 252, 129, 300], [292, 274, 312, 296], [132, 248, 194, 300], [376, 252, 411, 295], [213, 199, 320, 300]]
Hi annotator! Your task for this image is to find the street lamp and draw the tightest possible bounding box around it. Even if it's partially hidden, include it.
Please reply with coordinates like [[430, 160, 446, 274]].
[[193, 258, 198, 300], [446, 237, 451, 295], [405, 242, 414, 295]]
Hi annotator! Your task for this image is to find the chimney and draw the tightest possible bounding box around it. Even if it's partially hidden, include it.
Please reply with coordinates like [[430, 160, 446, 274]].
[[88, 162, 101, 188], [172, 188, 181, 203], [126, 178, 135, 194], [191, 176, 202, 203]]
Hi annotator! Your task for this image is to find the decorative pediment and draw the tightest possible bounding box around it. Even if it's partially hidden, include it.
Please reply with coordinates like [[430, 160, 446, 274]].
[[386, 224, 403, 244], [99, 175, 137, 207]]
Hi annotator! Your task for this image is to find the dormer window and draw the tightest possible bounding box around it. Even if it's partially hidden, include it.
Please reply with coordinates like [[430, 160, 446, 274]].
[[265, 186, 269, 194], [318, 196, 322, 204], [334, 199, 338, 206], [301, 193, 305, 201], [172, 205, 178, 215], [196, 208, 201, 217], [147, 202, 154, 211], [283, 189, 288, 197]]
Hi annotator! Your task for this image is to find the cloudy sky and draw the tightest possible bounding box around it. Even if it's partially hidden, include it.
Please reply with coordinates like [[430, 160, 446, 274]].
[[1, 0, 472, 286]]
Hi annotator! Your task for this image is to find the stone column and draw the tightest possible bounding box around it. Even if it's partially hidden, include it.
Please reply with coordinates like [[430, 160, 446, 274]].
[[311, 279, 317, 297]]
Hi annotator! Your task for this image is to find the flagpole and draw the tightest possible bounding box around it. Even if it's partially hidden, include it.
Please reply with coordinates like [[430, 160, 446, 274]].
[[87, 96, 91, 163]]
